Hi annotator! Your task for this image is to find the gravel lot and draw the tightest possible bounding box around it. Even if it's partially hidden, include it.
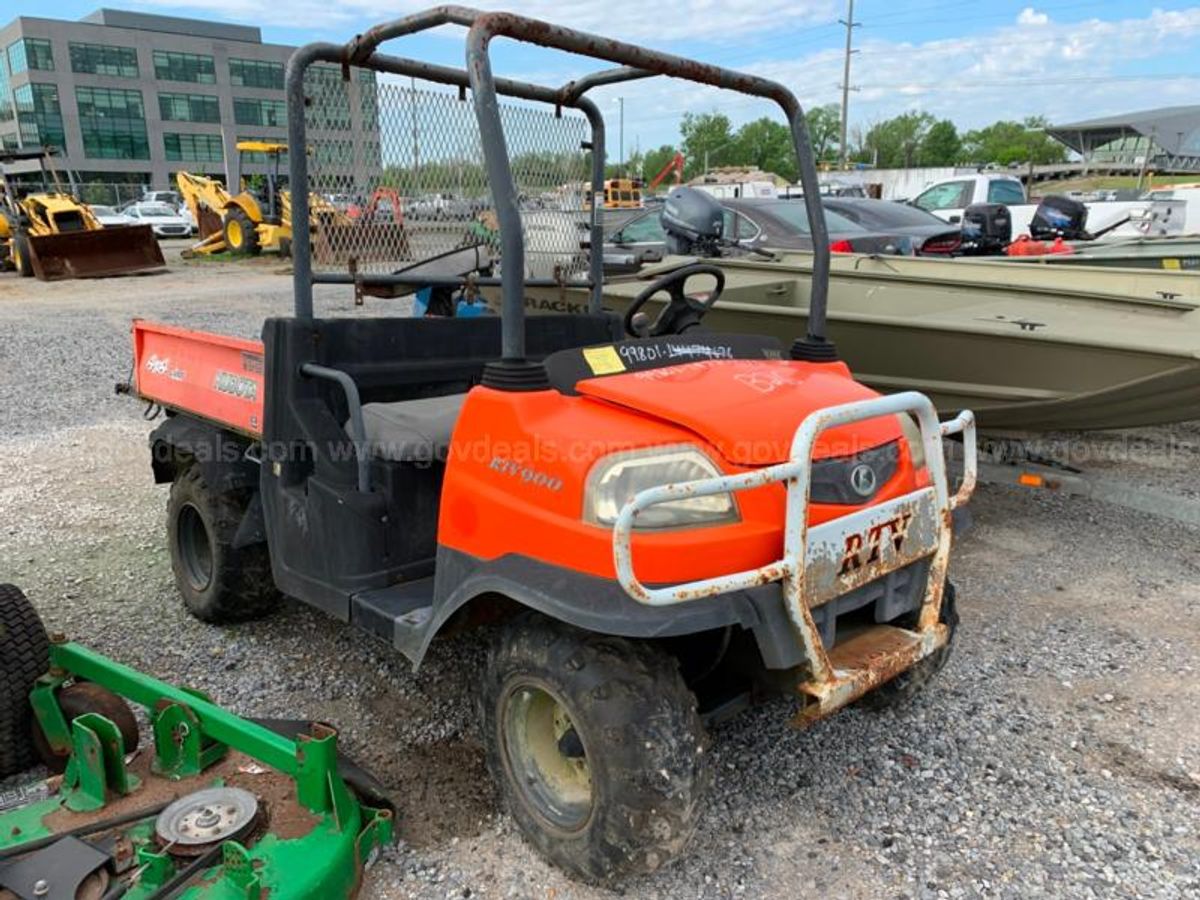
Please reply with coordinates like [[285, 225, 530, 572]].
[[1, 250, 1198, 899]]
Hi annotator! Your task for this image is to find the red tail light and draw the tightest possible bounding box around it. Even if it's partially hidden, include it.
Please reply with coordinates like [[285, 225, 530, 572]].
[[920, 234, 962, 255], [829, 239, 855, 253]]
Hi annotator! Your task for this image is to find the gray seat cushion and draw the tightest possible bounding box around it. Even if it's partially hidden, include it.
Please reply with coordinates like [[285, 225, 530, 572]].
[[355, 394, 466, 462]]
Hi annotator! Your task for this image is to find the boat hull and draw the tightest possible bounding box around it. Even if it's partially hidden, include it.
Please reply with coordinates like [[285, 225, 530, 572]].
[[508, 253, 1200, 433]]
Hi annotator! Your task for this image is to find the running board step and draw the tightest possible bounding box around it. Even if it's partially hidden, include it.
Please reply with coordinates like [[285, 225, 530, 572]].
[[351, 578, 436, 662], [792, 624, 948, 725]]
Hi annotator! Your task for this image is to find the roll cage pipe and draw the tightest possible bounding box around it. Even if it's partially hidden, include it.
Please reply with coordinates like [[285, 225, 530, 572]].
[[285, 5, 833, 362]]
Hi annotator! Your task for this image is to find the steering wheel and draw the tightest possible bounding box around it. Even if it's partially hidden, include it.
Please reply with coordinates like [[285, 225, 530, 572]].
[[622, 264, 726, 338]]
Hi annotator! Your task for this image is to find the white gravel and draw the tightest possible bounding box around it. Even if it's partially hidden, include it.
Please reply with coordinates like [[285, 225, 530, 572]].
[[1, 251, 1197, 899]]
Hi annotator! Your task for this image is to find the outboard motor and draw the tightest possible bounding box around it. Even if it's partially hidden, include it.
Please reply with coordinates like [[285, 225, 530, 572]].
[[661, 186, 724, 257], [960, 203, 1011, 255], [1030, 195, 1088, 240]]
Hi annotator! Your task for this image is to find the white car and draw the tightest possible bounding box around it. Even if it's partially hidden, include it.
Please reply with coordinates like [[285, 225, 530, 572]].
[[89, 205, 135, 228], [124, 202, 192, 238]]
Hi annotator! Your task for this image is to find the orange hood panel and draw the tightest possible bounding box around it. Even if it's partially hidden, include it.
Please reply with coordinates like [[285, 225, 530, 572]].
[[576, 359, 902, 465]]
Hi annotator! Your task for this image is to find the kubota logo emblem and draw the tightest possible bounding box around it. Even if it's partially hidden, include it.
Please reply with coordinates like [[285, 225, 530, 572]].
[[838, 511, 914, 577], [849, 463, 877, 498]]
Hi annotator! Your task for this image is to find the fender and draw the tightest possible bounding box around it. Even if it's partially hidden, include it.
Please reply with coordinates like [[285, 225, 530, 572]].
[[148, 414, 260, 495]]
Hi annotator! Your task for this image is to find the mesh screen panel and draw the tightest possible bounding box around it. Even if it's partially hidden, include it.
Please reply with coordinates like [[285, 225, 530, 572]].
[[303, 68, 594, 281]]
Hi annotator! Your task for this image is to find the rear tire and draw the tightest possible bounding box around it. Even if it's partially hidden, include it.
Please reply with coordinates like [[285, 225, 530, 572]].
[[222, 208, 261, 256], [13, 234, 34, 277], [481, 616, 709, 884], [861, 581, 959, 710], [167, 465, 280, 624], [0, 583, 50, 778]]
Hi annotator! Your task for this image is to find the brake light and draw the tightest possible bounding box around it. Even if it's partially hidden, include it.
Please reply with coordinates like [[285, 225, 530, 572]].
[[920, 234, 962, 254], [829, 239, 855, 253]]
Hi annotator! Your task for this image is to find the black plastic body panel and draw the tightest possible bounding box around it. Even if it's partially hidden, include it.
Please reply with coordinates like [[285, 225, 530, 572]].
[[258, 313, 622, 619]]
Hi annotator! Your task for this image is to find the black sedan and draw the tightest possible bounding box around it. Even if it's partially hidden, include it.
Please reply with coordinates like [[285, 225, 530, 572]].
[[606, 198, 937, 265], [821, 197, 962, 254]]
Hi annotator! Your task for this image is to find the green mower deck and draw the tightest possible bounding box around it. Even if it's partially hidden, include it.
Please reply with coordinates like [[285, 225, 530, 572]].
[[0, 640, 393, 899]]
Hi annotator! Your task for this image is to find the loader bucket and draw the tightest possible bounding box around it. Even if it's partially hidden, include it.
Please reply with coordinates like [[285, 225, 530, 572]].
[[27, 224, 166, 281]]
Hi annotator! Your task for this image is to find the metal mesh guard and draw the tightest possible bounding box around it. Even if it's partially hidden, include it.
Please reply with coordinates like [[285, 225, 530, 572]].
[[303, 66, 593, 280]]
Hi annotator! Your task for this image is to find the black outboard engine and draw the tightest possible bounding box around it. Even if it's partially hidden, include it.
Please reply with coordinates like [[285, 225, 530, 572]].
[[1030, 195, 1088, 240], [960, 203, 1011, 255], [661, 186, 724, 257]]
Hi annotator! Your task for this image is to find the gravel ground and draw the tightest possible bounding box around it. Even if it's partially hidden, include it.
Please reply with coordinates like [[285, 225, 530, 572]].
[[1, 251, 1198, 899]]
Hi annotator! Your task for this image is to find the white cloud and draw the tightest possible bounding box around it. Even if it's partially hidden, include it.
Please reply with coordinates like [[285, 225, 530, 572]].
[[121, 0, 837, 42], [1017, 7, 1050, 27]]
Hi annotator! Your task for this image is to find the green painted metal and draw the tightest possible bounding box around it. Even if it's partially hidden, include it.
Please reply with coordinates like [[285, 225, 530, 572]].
[[0, 795, 57, 849], [61, 713, 140, 812], [27, 674, 71, 756], [151, 702, 228, 780], [3, 642, 394, 898], [48, 643, 300, 777]]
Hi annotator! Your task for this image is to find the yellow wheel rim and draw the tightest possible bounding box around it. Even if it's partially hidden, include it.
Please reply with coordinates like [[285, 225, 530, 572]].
[[227, 219, 243, 249]]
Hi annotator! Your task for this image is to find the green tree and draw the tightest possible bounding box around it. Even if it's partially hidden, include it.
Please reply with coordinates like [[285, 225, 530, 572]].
[[805, 103, 841, 163], [640, 144, 681, 186], [733, 117, 797, 182], [921, 119, 961, 166], [860, 112, 936, 167], [680, 111, 734, 179], [962, 116, 1067, 166]]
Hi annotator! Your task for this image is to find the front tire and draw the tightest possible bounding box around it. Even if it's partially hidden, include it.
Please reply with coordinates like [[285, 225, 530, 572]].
[[0, 583, 49, 778], [13, 234, 34, 277], [222, 208, 261, 256], [481, 616, 709, 884], [167, 466, 279, 624]]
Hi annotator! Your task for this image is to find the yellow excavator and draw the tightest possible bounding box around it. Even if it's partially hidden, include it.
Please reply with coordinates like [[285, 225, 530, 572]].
[[177, 140, 349, 257], [1, 147, 164, 280]]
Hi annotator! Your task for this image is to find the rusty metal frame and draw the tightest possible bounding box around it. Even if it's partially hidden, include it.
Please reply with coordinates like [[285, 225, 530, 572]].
[[613, 394, 976, 717], [285, 5, 833, 363]]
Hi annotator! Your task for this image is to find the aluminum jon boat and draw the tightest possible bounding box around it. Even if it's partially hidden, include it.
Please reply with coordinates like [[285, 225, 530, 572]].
[[507, 251, 1200, 433]]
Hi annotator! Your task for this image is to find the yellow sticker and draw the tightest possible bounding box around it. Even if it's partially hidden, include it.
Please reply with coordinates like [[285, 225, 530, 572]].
[[582, 345, 626, 375], [1163, 258, 1181, 270]]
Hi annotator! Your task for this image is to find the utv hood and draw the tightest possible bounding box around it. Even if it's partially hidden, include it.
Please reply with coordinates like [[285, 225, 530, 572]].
[[576, 358, 903, 465]]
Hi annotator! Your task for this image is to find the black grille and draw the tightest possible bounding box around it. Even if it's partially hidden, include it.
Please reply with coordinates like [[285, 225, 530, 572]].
[[810, 440, 900, 505]]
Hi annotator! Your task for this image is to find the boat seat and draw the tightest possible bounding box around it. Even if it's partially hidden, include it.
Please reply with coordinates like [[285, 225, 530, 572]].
[[355, 394, 467, 462]]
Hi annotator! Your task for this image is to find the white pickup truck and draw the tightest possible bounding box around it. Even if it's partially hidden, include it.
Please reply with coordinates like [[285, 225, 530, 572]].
[[911, 173, 1170, 240]]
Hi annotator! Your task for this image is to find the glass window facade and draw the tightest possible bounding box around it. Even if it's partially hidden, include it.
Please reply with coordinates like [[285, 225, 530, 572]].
[[229, 58, 284, 90], [305, 64, 352, 130], [0, 55, 11, 124], [14, 83, 64, 149], [158, 92, 220, 124], [76, 86, 149, 159], [7, 39, 54, 74], [233, 97, 286, 127], [164, 132, 223, 163], [152, 50, 215, 84], [69, 42, 139, 78]]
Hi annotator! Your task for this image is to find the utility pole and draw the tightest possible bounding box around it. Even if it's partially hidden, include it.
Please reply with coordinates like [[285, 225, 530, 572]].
[[619, 97, 625, 175], [838, 0, 860, 171]]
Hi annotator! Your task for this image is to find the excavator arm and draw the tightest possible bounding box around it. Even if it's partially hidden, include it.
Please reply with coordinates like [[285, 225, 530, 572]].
[[648, 152, 685, 192]]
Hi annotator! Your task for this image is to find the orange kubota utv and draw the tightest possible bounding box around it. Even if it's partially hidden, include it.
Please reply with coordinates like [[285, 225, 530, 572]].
[[123, 8, 978, 883]]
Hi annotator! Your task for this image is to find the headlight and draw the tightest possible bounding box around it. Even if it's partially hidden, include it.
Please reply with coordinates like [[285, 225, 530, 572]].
[[898, 414, 926, 469], [584, 445, 739, 529]]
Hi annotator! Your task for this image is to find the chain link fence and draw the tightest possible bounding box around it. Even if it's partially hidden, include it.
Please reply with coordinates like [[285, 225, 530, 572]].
[[304, 69, 594, 280]]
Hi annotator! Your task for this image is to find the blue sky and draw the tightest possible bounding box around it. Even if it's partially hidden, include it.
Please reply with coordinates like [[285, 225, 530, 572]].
[[10, 1, 1200, 156]]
